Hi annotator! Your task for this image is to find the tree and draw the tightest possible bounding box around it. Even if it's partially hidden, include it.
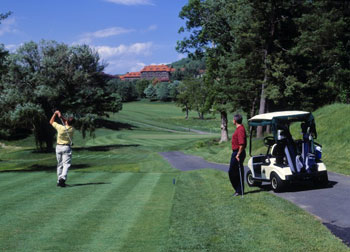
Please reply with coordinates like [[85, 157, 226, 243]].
[[186, 78, 209, 119], [107, 79, 138, 102], [175, 81, 192, 119], [168, 81, 180, 100], [177, 0, 249, 141], [135, 79, 150, 98], [144, 84, 157, 101], [155, 82, 170, 101], [0, 12, 11, 76], [290, 0, 350, 105], [0, 40, 122, 151]]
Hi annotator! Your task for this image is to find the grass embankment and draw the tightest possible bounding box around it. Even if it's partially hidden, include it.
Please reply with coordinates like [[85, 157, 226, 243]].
[[188, 103, 350, 176], [0, 101, 349, 251]]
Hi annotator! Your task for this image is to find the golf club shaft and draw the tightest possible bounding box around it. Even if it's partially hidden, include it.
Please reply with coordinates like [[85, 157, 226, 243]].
[[238, 165, 244, 198]]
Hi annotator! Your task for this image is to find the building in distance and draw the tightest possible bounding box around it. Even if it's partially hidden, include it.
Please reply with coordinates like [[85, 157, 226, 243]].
[[141, 65, 175, 82], [120, 71, 141, 81], [119, 65, 175, 82]]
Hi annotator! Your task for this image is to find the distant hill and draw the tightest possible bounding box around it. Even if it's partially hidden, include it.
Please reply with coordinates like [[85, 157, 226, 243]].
[[168, 57, 206, 80], [168, 57, 206, 71]]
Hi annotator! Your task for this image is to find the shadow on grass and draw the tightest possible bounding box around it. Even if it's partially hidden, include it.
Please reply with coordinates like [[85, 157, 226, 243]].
[[0, 164, 90, 173], [245, 184, 271, 195], [66, 182, 111, 187], [73, 144, 140, 152], [95, 118, 137, 131]]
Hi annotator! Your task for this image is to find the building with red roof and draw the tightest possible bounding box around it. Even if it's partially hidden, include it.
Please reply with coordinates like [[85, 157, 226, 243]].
[[120, 71, 141, 81], [140, 64, 175, 82]]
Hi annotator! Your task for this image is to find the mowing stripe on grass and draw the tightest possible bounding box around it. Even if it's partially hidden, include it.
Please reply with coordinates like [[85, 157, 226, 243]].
[[0, 172, 53, 202], [0, 172, 108, 224], [0, 172, 131, 251], [0, 172, 45, 190], [120, 173, 177, 252], [73, 173, 161, 251]]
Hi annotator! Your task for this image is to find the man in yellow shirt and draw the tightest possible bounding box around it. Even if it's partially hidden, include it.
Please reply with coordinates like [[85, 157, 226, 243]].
[[50, 110, 74, 187]]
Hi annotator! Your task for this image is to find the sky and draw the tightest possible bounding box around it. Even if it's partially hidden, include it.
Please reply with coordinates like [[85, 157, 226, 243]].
[[0, 0, 189, 74]]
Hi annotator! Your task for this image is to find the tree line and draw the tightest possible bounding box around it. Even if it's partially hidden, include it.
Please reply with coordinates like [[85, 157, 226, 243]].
[[176, 0, 350, 140], [0, 13, 122, 151]]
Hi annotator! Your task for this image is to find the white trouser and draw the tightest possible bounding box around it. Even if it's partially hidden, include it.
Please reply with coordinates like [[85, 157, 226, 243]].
[[56, 144, 72, 182]]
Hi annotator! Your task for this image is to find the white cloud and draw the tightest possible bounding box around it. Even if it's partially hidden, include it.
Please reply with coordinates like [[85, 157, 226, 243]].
[[92, 42, 153, 74], [150, 62, 170, 65], [147, 25, 157, 31], [76, 27, 134, 44], [104, 0, 154, 6], [0, 17, 18, 36], [5, 44, 21, 52], [130, 62, 146, 72], [94, 42, 153, 59], [104, 59, 146, 74]]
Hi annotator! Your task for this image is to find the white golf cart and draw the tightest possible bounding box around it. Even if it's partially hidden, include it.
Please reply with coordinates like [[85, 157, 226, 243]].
[[246, 111, 328, 192]]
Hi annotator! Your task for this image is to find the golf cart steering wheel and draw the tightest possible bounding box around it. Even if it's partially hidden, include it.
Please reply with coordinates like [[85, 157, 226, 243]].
[[264, 136, 275, 147]]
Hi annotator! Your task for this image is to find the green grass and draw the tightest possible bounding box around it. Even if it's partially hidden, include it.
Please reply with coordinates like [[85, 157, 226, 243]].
[[1, 101, 349, 251], [115, 100, 222, 133], [165, 169, 348, 252], [0, 172, 177, 252]]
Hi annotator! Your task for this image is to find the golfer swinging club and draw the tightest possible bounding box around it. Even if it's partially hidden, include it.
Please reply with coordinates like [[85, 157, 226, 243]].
[[50, 110, 74, 187], [228, 114, 247, 197]]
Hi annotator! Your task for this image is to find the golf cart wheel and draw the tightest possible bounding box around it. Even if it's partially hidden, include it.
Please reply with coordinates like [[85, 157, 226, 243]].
[[270, 172, 285, 192], [246, 170, 262, 187]]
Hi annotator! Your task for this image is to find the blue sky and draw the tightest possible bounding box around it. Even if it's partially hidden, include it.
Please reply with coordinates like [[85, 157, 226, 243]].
[[1, 0, 189, 74]]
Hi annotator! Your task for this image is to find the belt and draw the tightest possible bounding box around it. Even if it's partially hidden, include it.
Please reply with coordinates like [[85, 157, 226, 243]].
[[57, 144, 70, 146], [232, 149, 239, 152]]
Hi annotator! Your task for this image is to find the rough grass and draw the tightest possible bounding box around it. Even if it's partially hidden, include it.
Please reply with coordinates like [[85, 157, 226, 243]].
[[165, 169, 349, 252]]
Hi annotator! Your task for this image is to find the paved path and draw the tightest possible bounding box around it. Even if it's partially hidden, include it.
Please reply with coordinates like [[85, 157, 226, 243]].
[[159, 151, 350, 247]]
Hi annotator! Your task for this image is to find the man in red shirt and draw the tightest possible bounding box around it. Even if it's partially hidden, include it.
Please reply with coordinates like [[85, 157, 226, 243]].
[[229, 114, 247, 196]]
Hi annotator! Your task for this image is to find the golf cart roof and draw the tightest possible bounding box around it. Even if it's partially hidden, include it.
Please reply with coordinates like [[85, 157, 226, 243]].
[[248, 111, 317, 142], [248, 111, 313, 127], [249, 111, 310, 122]]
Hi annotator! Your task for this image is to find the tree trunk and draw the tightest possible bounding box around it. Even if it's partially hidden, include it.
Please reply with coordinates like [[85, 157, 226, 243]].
[[219, 111, 229, 143], [256, 79, 266, 137], [250, 96, 257, 118], [185, 105, 189, 119], [257, 49, 269, 138], [257, 2, 276, 138]]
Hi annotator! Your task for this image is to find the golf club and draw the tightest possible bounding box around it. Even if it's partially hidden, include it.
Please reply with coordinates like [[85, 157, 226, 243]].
[[238, 165, 244, 198]]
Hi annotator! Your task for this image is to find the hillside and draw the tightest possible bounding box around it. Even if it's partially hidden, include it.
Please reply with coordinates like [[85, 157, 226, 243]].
[[310, 103, 350, 175], [187, 103, 350, 176]]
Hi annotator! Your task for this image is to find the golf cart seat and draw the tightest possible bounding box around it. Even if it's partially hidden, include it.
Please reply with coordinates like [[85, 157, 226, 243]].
[[270, 143, 285, 165]]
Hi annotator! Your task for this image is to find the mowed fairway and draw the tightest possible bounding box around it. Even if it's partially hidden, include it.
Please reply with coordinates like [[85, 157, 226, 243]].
[[1, 101, 349, 251], [0, 172, 176, 251]]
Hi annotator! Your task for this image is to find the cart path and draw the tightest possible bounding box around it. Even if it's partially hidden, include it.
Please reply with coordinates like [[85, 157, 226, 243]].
[[159, 151, 350, 247]]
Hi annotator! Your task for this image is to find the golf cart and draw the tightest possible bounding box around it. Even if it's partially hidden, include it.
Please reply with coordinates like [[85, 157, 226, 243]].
[[246, 111, 328, 192]]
